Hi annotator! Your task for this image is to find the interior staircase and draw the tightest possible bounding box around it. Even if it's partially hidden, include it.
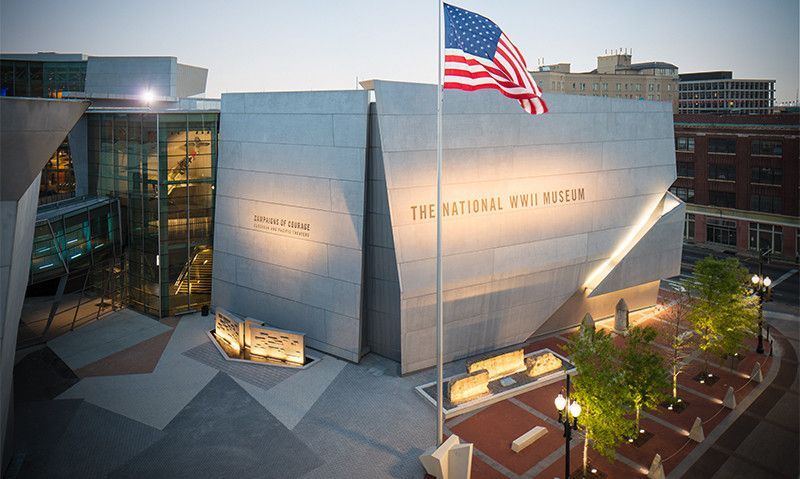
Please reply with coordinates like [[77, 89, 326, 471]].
[[174, 246, 213, 294]]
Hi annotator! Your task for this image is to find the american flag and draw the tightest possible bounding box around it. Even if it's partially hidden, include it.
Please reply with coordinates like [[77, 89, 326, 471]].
[[443, 3, 548, 115]]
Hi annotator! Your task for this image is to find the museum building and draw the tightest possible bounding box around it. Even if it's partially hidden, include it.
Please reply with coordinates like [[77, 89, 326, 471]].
[[2, 53, 684, 377], [211, 81, 684, 373]]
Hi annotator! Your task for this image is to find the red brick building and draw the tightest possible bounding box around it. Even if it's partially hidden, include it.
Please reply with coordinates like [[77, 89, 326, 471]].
[[671, 113, 799, 261]]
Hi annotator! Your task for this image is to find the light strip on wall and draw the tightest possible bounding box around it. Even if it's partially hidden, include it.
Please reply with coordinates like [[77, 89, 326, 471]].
[[583, 193, 681, 294]]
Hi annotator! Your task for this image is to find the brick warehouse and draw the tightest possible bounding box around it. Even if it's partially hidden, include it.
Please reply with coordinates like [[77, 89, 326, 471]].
[[671, 113, 799, 260]]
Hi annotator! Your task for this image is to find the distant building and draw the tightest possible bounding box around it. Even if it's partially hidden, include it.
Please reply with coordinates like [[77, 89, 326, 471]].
[[532, 52, 679, 112], [678, 71, 775, 114], [671, 113, 799, 260]]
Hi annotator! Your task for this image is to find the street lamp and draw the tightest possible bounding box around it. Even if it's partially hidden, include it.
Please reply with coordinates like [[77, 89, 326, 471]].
[[555, 374, 581, 479], [751, 273, 771, 354]]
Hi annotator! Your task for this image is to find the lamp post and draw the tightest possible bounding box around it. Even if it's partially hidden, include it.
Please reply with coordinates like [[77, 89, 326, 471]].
[[751, 273, 771, 354], [555, 374, 581, 479]]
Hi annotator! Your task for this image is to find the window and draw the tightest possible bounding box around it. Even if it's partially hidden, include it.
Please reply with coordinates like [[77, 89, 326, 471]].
[[750, 194, 782, 214], [684, 213, 695, 240], [592, 83, 598, 91], [635, 84, 642, 92], [616, 83, 621, 92], [708, 138, 736, 154], [709, 190, 736, 208], [670, 186, 695, 203], [751, 166, 783, 185], [708, 163, 736, 181], [677, 161, 695, 178], [675, 136, 695, 151], [751, 140, 782, 156], [706, 218, 737, 246], [580, 83, 586, 91], [749, 223, 782, 254]]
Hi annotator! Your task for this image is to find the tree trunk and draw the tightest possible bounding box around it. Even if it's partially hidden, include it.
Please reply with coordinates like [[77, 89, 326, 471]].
[[583, 427, 589, 477], [635, 405, 641, 430], [672, 370, 678, 399]]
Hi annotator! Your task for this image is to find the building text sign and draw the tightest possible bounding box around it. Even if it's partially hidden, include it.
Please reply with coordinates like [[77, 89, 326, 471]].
[[410, 187, 586, 221], [252, 215, 312, 238]]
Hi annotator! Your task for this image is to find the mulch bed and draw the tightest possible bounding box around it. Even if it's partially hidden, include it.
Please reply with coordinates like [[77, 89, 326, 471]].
[[692, 371, 720, 386], [660, 398, 690, 414], [571, 462, 608, 478]]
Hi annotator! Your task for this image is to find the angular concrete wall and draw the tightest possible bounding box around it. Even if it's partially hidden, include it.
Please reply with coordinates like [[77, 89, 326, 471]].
[[85, 57, 176, 98], [364, 103, 401, 360], [212, 91, 369, 362], [176, 63, 209, 98], [0, 97, 88, 472], [369, 81, 682, 373], [84, 57, 208, 99]]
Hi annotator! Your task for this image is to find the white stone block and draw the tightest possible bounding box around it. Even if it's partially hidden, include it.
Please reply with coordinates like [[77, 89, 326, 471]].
[[511, 425, 548, 453], [751, 362, 763, 383], [689, 417, 704, 442], [647, 453, 665, 479], [723, 386, 736, 409]]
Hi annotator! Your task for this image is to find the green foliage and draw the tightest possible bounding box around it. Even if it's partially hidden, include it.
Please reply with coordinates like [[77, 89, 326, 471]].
[[566, 329, 633, 469], [686, 256, 759, 368], [620, 326, 670, 428]]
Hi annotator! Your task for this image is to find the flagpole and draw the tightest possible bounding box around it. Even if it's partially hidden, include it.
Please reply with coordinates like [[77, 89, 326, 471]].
[[435, 0, 445, 446]]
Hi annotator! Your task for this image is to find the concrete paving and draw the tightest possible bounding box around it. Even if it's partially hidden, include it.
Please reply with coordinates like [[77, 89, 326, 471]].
[[8, 302, 800, 478], [47, 309, 171, 370], [678, 308, 800, 479]]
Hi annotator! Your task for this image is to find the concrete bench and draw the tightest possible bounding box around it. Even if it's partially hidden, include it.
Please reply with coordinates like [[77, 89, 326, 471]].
[[511, 426, 548, 453]]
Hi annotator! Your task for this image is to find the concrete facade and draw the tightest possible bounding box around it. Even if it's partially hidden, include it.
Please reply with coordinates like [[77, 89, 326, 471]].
[[212, 91, 370, 362], [368, 81, 682, 373], [211, 82, 683, 373], [0, 97, 89, 471], [84, 56, 207, 100]]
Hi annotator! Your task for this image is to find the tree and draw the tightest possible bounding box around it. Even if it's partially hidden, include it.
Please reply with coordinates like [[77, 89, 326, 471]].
[[666, 285, 694, 402], [620, 325, 670, 430], [566, 327, 633, 477], [686, 256, 759, 373]]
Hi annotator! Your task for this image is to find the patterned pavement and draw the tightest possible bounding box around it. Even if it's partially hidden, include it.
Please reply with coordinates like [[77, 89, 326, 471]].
[[8, 297, 798, 478], [9, 310, 436, 478]]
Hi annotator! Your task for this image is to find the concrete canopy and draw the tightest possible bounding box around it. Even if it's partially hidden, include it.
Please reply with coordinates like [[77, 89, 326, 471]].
[[0, 97, 90, 200], [0, 96, 89, 471]]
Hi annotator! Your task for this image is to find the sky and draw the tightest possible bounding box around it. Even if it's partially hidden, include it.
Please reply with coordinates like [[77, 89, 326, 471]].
[[1, 0, 798, 102]]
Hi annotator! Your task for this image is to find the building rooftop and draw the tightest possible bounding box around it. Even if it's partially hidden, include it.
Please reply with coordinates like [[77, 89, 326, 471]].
[[628, 61, 678, 71], [0, 52, 89, 62]]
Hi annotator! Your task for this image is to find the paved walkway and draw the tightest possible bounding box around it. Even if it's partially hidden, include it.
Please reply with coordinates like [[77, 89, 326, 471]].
[[8, 310, 436, 479], [678, 310, 799, 479], [7, 299, 799, 478]]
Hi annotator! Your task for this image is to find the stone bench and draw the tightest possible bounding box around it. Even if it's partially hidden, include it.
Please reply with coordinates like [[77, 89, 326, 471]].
[[511, 426, 548, 453]]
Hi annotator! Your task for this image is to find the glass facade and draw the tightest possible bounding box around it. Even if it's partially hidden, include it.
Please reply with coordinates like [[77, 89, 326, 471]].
[[87, 112, 218, 317], [40, 139, 76, 202], [749, 223, 782, 254], [706, 218, 737, 246], [30, 198, 122, 285], [0, 60, 87, 97]]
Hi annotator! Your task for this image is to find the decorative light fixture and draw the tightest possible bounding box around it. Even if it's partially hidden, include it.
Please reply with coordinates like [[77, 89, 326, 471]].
[[554, 393, 567, 412], [752, 267, 772, 354], [555, 375, 580, 479]]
